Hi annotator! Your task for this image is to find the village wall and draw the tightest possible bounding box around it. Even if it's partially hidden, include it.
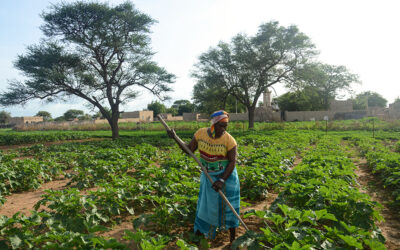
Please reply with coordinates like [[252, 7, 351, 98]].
[[183, 113, 197, 121], [121, 111, 153, 122], [229, 113, 248, 121], [388, 103, 400, 119], [333, 111, 367, 120], [12, 99, 400, 130], [158, 113, 183, 121], [9, 116, 43, 125], [18, 118, 144, 129], [284, 111, 336, 122]]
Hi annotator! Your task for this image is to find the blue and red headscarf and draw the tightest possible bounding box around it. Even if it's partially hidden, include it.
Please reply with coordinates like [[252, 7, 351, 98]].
[[210, 110, 229, 138]]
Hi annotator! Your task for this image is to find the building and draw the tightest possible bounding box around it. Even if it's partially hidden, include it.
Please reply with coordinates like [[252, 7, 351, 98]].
[[9, 116, 43, 125], [120, 111, 153, 122], [158, 113, 183, 121]]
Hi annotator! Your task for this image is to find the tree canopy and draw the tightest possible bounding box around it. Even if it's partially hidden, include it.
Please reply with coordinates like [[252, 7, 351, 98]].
[[0, 111, 11, 124], [192, 79, 246, 114], [0, 1, 174, 139], [353, 91, 387, 110], [147, 101, 166, 117], [35, 111, 52, 121], [63, 109, 85, 120], [192, 21, 316, 128], [275, 87, 325, 111], [171, 100, 195, 115], [288, 62, 360, 110]]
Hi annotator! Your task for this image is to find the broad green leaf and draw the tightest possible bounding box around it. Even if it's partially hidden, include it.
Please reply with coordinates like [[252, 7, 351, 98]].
[[10, 235, 22, 249], [176, 239, 198, 250], [338, 235, 363, 249]]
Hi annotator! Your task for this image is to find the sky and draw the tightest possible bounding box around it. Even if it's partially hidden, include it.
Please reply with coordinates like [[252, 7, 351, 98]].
[[1, 0, 399, 118]]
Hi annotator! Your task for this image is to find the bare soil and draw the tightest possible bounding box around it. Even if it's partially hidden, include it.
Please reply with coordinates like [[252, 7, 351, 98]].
[[353, 156, 400, 250], [291, 155, 303, 169], [0, 178, 69, 217]]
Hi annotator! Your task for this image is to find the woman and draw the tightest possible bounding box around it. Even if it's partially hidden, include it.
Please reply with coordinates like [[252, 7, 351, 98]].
[[168, 110, 240, 242]]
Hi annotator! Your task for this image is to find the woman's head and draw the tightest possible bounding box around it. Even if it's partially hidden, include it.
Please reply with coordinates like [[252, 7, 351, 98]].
[[210, 110, 229, 138]]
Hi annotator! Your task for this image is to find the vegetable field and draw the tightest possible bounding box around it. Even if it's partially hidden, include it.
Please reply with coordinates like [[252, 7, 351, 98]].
[[0, 128, 399, 249]]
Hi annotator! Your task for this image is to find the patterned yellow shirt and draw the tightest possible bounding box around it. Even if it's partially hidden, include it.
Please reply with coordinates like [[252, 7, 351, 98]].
[[194, 127, 237, 163]]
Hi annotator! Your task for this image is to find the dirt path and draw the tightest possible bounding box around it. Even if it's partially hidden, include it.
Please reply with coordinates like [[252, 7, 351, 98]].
[[0, 138, 108, 217], [353, 156, 400, 250], [0, 174, 101, 218], [0, 178, 69, 217]]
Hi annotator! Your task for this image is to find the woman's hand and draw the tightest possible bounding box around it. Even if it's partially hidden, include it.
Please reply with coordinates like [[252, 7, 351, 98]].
[[167, 129, 176, 138], [212, 180, 224, 192]]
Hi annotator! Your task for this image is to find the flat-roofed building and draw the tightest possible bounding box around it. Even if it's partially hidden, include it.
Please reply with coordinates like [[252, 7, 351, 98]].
[[9, 116, 43, 125], [120, 111, 153, 122]]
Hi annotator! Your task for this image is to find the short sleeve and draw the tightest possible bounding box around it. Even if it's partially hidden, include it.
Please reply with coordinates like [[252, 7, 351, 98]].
[[194, 128, 203, 141], [226, 134, 237, 151]]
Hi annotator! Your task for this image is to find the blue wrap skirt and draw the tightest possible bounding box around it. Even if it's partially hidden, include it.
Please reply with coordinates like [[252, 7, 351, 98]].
[[194, 161, 240, 239]]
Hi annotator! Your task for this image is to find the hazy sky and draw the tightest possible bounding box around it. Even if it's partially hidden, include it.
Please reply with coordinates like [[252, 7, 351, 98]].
[[1, 0, 399, 117]]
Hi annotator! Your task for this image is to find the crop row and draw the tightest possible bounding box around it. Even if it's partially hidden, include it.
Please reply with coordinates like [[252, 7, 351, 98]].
[[0, 131, 92, 146], [347, 135, 400, 209], [0, 151, 66, 205], [235, 136, 386, 249], [0, 131, 313, 249]]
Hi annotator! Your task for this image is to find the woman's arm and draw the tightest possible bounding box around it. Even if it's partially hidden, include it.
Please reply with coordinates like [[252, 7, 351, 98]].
[[167, 129, 198, 153], [212, 146, 237, 192]]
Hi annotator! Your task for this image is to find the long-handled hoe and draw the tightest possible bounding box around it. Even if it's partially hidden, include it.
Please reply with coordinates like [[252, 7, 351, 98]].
[[157, 114, 249, 232]]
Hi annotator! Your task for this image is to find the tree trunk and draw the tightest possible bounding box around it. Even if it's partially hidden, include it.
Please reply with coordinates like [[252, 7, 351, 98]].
[[110, 113, 119, 140], [248, 106, 255, 129]]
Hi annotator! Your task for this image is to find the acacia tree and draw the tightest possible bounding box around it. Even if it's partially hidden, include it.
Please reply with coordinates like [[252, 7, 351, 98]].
[[353, 91, 387, 110], [63, 109, 85, 121], [171, 100, 195, 115], [147, 101, 166, 117], [35, 111, 52, 121], [275, 87, 324, 111], [192, 21, 316, 128], [289, 62, 360, 109], [0, 2, 174, 139], [0, 111, 11, 124], [192, 79, 246, 114]]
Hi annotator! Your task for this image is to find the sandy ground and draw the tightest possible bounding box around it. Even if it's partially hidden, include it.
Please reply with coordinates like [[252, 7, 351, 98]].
[[353, 156, 400, 250], [0, 178, 69, 217]]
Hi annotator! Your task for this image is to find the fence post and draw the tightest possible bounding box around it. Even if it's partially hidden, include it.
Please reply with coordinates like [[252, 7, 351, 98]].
[[373, 118, 375, 138], [325, 120, 328, 135]]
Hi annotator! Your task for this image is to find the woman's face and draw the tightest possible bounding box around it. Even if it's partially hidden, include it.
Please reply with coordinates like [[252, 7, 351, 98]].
[[215, 121, 228, 137]]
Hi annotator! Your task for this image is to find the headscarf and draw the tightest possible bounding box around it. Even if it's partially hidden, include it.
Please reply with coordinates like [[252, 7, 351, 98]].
[[210, 110, 229, 138]]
